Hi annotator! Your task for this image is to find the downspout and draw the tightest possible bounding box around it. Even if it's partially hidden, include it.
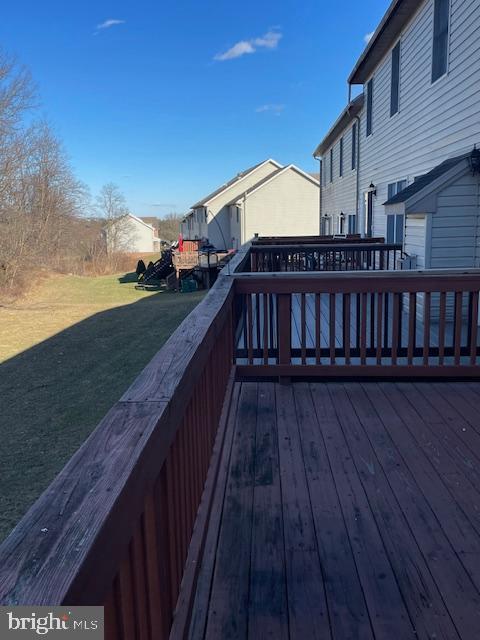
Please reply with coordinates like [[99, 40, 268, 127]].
[[313, 155, 322, 233], [346, 84, 361, 234]]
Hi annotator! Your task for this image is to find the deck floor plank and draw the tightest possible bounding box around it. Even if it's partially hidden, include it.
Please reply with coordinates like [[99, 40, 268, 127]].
[[275, 383, 331, 640], [309, 383, 417, 639], [203, 382, 257, 639], [292, 384, 375, 639], [248, 382, 289, 639], [186, 381, 480, 639], [341, 383, 480, 637]]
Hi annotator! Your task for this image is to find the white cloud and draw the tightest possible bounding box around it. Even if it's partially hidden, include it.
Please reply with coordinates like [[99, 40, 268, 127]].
[[256, 104, 285, 116], [95, 19, 125, 34], [364, 31, 375, 44], [214, 29, 282, 61]]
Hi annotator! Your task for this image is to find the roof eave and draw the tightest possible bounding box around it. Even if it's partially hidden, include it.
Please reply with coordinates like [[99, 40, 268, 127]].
[[313, 95, 364, 157], [348, 0, 420, 85]]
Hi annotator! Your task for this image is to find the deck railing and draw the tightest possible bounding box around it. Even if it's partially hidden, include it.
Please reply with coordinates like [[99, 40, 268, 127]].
[[249, 242, 404, 273], [251, 234, 385, 245], [0, 266, 242, 638], [3, 241, 480, 639], [234, 270, 480, 377]]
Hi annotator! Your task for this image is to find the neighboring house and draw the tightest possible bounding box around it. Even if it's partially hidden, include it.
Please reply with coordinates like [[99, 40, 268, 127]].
[[314, 0, 480, 269], [181, 159, 320, 249], [104, 213, 160, 253]]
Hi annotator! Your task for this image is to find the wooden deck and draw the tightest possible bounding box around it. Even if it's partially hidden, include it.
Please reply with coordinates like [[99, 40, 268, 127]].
[[186, 380, 480, 639]]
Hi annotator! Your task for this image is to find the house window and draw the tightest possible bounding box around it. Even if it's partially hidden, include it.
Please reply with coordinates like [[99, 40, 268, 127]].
[[432, 0, 450, 82], [321, 216, 332, 236], [330, 148, 333, 182], [348, 214, 356, 235], [236, 207, 239, 224], [351, 122, 357, 170], [386, 214, 404, 244], [338, 213, 346, 234], [387, 180, 407, 199], [339, 137, 343, 177], [366, 78, 373, 136], [390, 42, 400, 116]]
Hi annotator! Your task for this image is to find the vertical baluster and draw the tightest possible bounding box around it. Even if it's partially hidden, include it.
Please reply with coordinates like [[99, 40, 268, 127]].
[[454, 291, 463, 365], [301, 293, 307, 364], [104, 583, 119, 640], [329, 293, 336, 364], [131, 519, 150, 640], [146, 482, 171, 638], [470, 290, 479, 365], [247, 293, 253, 364], [439, 291, 446, 365], [408, 292, 417, 365], [118, 546, 136, 640], [315, 293, 321, 365], [269, 293, 275, 356], [255, 292, 261, 358], [277, 294, 291, 365], [423, 292, 431, 366], [360, 292, 367, 364], [383, 292, 389, 350], [356, 293, 361, 351], [370, 292, 375, 349], [344, 293, 351, 365], [165, 454, 180, 596], [392, 293, 400, 365], [376, 292, 383, 365], [263, 293, 269, 364]]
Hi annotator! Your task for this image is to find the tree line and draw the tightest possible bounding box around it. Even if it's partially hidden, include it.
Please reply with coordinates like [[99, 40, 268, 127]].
[[0, 49, 182, 296]]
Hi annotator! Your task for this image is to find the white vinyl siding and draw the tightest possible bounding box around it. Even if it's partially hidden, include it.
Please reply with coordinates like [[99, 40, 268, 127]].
[[202, 160, 280, 249], [242, 169, 319, 241], [430, 172, 480, 267], [358, 0, 480, 239], [321, 123, 359, 229], [404, 216, 427, 269]]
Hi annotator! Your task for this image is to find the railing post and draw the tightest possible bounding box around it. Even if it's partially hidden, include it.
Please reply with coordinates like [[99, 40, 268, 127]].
[[277, 293, 291, 380]]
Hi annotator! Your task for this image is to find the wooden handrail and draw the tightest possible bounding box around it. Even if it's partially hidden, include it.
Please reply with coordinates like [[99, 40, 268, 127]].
[[0, 269, 236, 637]]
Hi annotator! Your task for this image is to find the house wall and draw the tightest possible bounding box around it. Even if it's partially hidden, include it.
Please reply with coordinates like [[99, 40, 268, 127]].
[[404, 215, 427, 268], [430, 172, 480, 268], [205, 161, 280, 250], [106, 216, 155, 253], [242, 170, 320, 242], [321, 122, 359, 232], [356, 0, 480, 238]]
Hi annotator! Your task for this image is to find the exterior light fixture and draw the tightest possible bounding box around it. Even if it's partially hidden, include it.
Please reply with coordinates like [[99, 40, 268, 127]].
[[368, 182, 377, 196], [468, 145, 480, 175]]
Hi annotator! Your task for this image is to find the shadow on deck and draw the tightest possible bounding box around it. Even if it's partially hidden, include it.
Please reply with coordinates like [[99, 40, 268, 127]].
[[185, 380, 480, 639]]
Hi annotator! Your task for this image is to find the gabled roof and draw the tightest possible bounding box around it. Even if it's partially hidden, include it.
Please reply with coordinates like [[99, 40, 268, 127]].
[[383, 152, 472, 214], [191, 159, 282, 209], [127, 213, 156, 231], [348, 0, 422, 84], [226, 164, 319, 205], [313, 94, 364, 157]]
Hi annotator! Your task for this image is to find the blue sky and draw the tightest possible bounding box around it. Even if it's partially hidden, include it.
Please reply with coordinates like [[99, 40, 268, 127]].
[[1, 0, 389, 217]]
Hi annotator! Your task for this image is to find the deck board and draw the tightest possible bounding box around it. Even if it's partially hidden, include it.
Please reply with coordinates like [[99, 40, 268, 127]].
[[186, 381, 480, 639]]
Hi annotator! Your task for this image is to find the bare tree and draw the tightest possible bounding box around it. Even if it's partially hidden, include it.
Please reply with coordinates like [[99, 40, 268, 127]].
[[157, 212, 183, 243], [95, 183, 135, 254]]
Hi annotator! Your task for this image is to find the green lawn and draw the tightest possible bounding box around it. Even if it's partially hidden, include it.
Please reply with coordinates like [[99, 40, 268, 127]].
[[0, 273, 205, 541]]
